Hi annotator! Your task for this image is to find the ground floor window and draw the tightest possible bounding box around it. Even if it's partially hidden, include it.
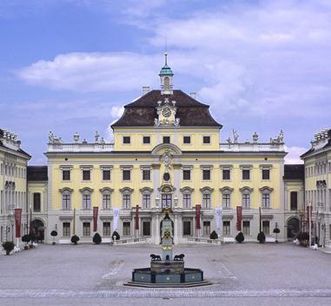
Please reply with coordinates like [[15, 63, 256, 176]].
[[83, 222, 90, 237], [63, 222, 70, 237], [143, 221, 151, 236], [103, 222, 111, 236], [183, 221, 192, 236], [262, 220, 270, 235], [243, 220, 250, 236], [223, 221, 230, 236], [123, 221, 131, 236], [203, 221, 211, 236]]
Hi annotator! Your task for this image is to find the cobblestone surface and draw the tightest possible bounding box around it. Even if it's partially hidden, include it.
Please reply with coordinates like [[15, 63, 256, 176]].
[[0, 243, 330, 305]]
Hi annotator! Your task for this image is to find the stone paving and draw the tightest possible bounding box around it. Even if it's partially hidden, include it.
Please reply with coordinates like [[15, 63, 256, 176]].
[[0, 243, 331, 305]]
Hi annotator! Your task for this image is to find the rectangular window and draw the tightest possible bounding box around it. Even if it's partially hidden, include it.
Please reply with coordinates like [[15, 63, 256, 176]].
[[123, 136, 130, 144], [102, 194, 111, 209], [203, 221, 211, 236], [183, 221, 192, 236], [62, 170, 70, 181], [223, 221, 230, 236], [222, 169, 230, 180], [203, 169, 211, 180], [262, 169, 270, 180], [102, 169, 111, 180], [242, 169, 250, 180], [82, 170, 90, 181], [62, 193, 71, 210], [83, 222, 91, 236], [290, 191, 298, 211], [103, 222, 111, 236], [142, 194, 151, 209], [161, 193, 172, 209], [163, 136, 170, 144], [142, 169, 151, 181], [243, 221, 250, 235], [222, 194, 231, 208], [183, 169, 191, 180], [122, 169, 131, 181], [202, 193, 211, 208], [143, 221, 151, 236], [242, 193, 250, 208], [143, 136, 150, 144], [183, 193, 191, 209], [33, 193, 41, 212], [262, 220, 270, 235], [183, 136, 191, 144], [122, 194, 131, 209], [203, 136, 210, 144], [262, 193, 270, 208], [123, 222, 131, 236], [82, 194, 91, 209], [63, 222, 70, 237]]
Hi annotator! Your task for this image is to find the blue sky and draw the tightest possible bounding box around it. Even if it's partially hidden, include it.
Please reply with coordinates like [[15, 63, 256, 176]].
[[0, 0, 330, 164]]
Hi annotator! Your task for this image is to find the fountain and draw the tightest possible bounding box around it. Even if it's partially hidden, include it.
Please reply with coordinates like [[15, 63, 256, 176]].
[[125, 210, 211, 288]]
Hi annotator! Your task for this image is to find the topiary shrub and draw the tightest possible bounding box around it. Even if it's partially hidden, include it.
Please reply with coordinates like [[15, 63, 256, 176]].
[[235, 232, 245, 243], [297, 232, 309, 247], [273, 227, 280, 243], [71, 235, 80, 245], [210, 230, 218, 240], [93, 233, 102, 245], [257, 232, 266, 244], [2, 241, 15, 255], [51, 230, 58, 245], [22, 234, 31, 244], [111, 231, 120, 241]]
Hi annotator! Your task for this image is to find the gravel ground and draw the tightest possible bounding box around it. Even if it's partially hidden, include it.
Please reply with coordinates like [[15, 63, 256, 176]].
[[0, 242, 330, 305]]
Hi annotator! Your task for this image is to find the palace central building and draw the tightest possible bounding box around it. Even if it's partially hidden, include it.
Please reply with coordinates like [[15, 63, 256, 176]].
[[45, 55, 289, 244]]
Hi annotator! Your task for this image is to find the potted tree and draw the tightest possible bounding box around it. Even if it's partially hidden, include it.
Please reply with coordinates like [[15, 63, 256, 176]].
[[50, 230, 58, 245], [257, 232, 266, 244], [2, 241, 15, 255], [273, 227, 280, 243], [71, 235, 80, 245], [22, 234, 31, 250], [210, 231, 218, 240], [93, 233, 102, 245], [111, 231, 120, 241], [235, 232, 245, 243]]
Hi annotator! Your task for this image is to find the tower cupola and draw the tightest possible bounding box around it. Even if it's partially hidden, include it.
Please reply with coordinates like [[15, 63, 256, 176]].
[[159, 52, 174, 95]]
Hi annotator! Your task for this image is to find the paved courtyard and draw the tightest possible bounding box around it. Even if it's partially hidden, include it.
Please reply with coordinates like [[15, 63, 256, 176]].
[[1, 243, 331, 305]]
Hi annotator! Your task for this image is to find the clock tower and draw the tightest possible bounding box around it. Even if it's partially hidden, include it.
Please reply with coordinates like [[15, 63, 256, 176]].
[[159, 52, 174, 95]]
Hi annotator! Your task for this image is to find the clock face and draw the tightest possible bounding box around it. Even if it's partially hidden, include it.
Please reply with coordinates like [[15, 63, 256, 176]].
[[162, 107, 171, 118]]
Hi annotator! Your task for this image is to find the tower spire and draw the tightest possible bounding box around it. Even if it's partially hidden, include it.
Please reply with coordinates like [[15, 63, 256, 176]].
[[164, 52, 168, 66]]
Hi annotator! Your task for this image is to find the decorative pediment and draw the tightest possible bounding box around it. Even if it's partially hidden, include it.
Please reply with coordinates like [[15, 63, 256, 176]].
[[158, 184, 175, 193], [239, 186, 254, 193], [151, 143, 182, 156], [59, 187, 73, 193], [219, 186, 234, 193], [139, 187, 154, 193], [200, 186, 214, 193], [79, 187, 93, 193], [259, 186, 274, 192], [119, 187, 134, 194], [99, 187, 114, 193], [180, 186, 194, 193]]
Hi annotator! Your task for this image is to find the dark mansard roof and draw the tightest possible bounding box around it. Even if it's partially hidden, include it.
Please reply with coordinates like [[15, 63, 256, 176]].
[[27, 166, 48, 181], [283, 164, 304, 180], [111, 90, 222, 128]]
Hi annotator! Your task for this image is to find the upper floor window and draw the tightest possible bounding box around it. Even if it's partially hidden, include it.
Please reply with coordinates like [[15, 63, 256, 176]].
[[183, 192, 191, 209], [220, 187, 233, 209], [102, 190, 112, 209], [120, 187, 133, 209], [203, 136, 210, 144], [242, 191, 250, 209], [62, 170, 70, 181], [143, 136, 150, 144], [82, 169, 90, 181], [260, 187, 272, 209], [102, 169, 111, 181], [202, 192, 211, 209], [290, 191, 298, 211], [60, 188, 72, 210], [202, 169, 211, 180], [242, 169, 250, 180], [33, 193, 41, 212], [123, 136, 131, 144], [183, 169, 191, 180], [142, 169, 151, 181], [222, 169, 231, 180], [163, 136, 170, 144], [80, 188, 93, 210], [122, 169, 131, 181], [183, 136, 191, 144], [142, 192, 151, 209], [262, 169, 270, 180]]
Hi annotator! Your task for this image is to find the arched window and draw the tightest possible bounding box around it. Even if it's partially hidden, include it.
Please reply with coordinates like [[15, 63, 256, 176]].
[[100, 187, 113, 210], [79, 187, 93, 210], [200, 187, 213, 209], [260, 186, 273, 209], [240, 187, 253, 209], [180, 187, 194, 209], [139, 187, 153, 209], [220, 187, 233, 209], [59, 188, 73, 210], [120, 187, 133, 209]]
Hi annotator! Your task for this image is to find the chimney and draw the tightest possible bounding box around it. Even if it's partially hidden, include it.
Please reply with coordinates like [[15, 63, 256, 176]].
[[142, 86, 151, 95]]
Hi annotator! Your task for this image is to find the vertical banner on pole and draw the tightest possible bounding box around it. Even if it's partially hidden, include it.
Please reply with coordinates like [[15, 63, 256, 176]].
[[93, 207, 98, 232], [15, 208, 22, 238], [112, 208, 120, 232], [215, 207, 222, 238], [135, 205, 139, 230], [195, 204, 201, 230], [236, 206, 242, 231]]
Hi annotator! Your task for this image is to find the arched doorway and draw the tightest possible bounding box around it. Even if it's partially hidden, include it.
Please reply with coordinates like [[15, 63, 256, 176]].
[[287, 217, 300, 239], [31, 219, 45, 242]]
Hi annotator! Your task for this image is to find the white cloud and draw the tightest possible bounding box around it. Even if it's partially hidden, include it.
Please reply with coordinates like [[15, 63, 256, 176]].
[[284, 146, 306, 164]]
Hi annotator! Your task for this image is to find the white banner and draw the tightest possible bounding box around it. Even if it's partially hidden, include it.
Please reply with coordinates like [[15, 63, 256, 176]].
[[112, 208, 120, 232], [215, 207, 222, 236]]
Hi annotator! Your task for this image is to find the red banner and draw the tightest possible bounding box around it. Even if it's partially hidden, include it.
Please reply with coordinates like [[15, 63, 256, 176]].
[[196, 204, 201, 229], [93, 207, 98, 232], [236, 206, 242, 231], [135, 205, 139, 230], [15, 208, 22, 238]]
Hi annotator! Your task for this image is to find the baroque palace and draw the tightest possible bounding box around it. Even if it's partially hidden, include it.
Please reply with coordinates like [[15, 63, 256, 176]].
[[1, 56, 330, 246]]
